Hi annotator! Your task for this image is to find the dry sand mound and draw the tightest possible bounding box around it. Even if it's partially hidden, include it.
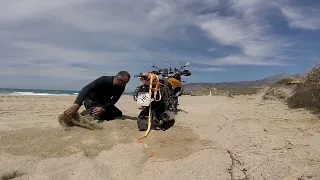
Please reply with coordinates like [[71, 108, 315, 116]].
[[0, 120, 213, 160], [0, 120, 217, 179], [262, 85, 294, 101], [287, 65, 320, 112], [58, 110, 103, 130]]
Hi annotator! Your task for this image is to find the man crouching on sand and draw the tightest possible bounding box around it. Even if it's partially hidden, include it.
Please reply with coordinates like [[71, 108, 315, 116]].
[[64, 71, 130, 120]]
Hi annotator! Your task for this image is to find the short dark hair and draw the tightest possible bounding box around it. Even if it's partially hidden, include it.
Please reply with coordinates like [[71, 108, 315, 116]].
[[116, 71, 131, 81]]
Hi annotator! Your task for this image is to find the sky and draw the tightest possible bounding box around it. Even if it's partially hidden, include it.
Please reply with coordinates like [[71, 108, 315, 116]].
[[0, 0, 320, 92]]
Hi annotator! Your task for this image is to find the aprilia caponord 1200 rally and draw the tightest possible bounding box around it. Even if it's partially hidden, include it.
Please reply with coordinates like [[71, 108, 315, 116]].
[[133, 61, 191, 134]]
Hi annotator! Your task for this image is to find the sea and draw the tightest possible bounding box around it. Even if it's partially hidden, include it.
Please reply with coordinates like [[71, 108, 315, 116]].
[[0, 88, 133, 96], [0, 88, 79, 96]]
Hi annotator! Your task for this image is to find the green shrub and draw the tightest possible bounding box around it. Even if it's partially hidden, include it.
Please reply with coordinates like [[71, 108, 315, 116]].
[[276, 78, 295, 85], [183, 87, 262, 96]]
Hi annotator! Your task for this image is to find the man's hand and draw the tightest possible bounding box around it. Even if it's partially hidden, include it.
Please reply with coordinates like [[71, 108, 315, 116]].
[[64, 103, 80, 115], [92, 107, 104, 118]]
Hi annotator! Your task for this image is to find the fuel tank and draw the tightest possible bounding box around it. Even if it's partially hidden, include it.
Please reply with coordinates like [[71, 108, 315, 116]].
[[167, 77, 182, 89]]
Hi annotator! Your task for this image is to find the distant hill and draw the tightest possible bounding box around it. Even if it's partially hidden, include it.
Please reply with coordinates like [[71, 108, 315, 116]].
[[183, 73, 304, 92]]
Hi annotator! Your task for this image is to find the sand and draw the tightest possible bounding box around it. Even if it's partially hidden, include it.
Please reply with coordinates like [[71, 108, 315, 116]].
[[0, 93, 319, 180]]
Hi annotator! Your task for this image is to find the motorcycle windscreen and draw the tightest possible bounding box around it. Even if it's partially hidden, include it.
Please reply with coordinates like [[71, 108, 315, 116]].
[[136, 92, 152, 107]]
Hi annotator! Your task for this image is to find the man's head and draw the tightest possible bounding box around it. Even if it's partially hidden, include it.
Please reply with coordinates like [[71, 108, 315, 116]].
[[113, 71, 130, 86]]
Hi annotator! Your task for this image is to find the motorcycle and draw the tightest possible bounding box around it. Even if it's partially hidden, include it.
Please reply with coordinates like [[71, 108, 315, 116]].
[[133, 61, 191, 133]]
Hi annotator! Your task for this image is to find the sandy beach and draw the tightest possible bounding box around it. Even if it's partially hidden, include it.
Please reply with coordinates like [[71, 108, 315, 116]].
[[0, 93, 320, 180]]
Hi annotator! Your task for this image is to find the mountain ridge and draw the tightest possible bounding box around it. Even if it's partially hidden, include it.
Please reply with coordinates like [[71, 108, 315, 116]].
[[183, 73, 304, 91]]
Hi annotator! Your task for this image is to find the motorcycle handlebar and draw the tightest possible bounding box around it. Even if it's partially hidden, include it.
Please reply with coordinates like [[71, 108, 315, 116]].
[[134, 62, 192, 78], [153, 69, 189, 76]]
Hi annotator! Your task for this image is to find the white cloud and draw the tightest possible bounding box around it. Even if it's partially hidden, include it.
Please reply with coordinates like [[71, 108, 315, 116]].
[[190, 67, 226, 72], [207, 47, 219, 52], [194, 0, 291, 66], [197, 55, 289, 66], [198, 16, 278, 58], [0, 0, 306, 90], [280, 5, 320, 30]]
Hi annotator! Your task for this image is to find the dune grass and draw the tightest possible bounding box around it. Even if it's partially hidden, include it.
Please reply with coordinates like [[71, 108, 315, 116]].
[[183, 87, 262, 96], [286, 64, 320, 113]]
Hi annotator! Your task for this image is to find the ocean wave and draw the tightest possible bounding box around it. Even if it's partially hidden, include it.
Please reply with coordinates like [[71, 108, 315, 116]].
[[0, 92, 75, 96]]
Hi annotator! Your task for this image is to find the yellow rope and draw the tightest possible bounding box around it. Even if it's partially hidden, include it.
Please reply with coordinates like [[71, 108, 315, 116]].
[[137, 73, 162, 143]]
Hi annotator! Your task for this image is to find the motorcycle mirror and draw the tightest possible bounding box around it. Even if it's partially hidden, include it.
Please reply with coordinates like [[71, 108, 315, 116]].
[[184, 61, 191, 67], [148, 62, 154, 67]]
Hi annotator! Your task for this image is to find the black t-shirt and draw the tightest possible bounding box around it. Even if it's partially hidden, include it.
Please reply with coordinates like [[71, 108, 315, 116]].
[[74, 76, 124, 109]]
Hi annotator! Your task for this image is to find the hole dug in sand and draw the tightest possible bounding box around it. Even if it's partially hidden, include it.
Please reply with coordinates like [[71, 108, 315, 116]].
[[0, 121, 139, 159], [0, 170, 26, 180], [0, 120, 214, 161], [139, 126, 215, 161]]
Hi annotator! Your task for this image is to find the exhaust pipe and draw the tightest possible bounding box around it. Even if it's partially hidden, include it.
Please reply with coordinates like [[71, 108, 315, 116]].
[[161, 111, 175, 121]]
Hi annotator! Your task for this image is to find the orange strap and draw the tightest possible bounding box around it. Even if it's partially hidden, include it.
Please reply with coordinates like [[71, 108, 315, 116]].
[[137, 73, 162, 142]]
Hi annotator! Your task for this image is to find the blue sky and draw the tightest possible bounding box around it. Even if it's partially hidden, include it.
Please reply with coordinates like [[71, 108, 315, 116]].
[[0, 0, 320, 92]]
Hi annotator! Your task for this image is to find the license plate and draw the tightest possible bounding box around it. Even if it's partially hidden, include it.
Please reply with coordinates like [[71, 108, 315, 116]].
[[137, 92, 152, 106]]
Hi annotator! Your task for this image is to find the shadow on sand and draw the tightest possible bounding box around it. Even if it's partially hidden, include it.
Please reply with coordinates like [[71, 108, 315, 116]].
[[97, 115, 139, 123], [118, 115, 139, 121], [161, 119, 175, 131]]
